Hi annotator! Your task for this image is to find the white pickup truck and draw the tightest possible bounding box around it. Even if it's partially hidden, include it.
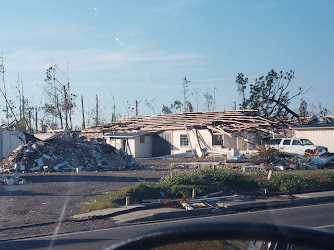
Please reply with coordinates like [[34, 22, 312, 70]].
[[269, 138, 328, 156]]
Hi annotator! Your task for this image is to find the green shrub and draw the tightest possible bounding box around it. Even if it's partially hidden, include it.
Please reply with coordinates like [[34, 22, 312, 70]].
[[252, 145, 284, 165], [265, 172, 326, 193], [82, 169, 334, 212]]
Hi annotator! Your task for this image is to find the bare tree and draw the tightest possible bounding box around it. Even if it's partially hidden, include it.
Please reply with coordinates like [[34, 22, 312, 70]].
[[0, 54, 9, 124], [235, 73, 247, 108], [182, 77, 193, 112], [203, 90, 213, 111], [193, 89, 202, 112], [42, 64, 76, 130], [213, 87, 218, 110], [145, 98, 156, 114], [81, 95, 85, 129], [95, 95, 99, 126], [111, 94, 117, 121]]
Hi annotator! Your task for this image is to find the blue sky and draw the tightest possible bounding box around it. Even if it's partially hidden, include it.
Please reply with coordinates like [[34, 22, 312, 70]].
[[1, 0, 334, 127]]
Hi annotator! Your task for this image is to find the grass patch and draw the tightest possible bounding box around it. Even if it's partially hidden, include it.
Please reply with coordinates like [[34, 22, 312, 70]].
[[265, 170, 334, 193], [82, 169, 334, 213]]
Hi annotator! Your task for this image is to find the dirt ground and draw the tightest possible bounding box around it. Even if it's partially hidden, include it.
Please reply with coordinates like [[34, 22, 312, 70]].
[[0, 169, 169, 240], [0, 158, 247, 241]]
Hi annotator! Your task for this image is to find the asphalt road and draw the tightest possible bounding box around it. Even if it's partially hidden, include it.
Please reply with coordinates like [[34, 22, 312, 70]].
[[2, 202, 334, 250]]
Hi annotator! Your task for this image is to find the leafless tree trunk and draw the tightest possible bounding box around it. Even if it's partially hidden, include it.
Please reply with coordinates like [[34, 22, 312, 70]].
[[81, 95, 85, 129], [95, 95, 99, 126], [35, 107, 38, 133], [56, 94, 63, 129], [0, 55, 9, 124]]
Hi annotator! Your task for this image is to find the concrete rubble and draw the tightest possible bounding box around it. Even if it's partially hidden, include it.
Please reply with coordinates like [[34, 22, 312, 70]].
[[0, 172, 26, 185], [0, 133, 140, 173], [266, 153, 334, 171]]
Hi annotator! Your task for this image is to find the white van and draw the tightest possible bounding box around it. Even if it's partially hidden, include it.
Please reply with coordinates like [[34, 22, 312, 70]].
[[269, 138, 328, 155]]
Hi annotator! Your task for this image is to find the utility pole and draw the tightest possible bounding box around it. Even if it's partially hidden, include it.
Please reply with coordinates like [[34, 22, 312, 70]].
[[0, 54, 9, 124], [65, 64, 73, 130], [63, 85, 69, 130], [87, 99, 90, 127], [81, 95, 85, 129], [135, 99, 142, 116], [22, 81, 25, 127], [28, 110, 32, 134], [35, 107, 38, 133], [56, 94, 63, 129], [182, 77, 191, 112], [233, 101, 237, 110], [213, 87, 218, 111], [112, 95, 116, 122], [95, 95, 99, 126]]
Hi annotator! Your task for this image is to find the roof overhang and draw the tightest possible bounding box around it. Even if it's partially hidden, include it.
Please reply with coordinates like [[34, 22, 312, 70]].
[[104, 132, 151, 139]]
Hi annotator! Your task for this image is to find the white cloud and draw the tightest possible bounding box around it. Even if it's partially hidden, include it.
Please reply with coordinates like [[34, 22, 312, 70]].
[[5, 48, 201, 73]]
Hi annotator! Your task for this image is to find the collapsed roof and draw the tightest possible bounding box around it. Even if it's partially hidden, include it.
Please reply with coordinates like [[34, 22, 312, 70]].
[[82, 110, 278, 136]]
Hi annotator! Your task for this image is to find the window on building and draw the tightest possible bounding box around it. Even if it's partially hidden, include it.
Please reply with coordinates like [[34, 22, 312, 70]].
[[212, 134, 222, 146], [180, 134, 189, 146], [140, 135, 145, 143]]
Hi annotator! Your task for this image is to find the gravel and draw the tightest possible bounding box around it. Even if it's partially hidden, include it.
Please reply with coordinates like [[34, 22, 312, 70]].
[[0, 170, 168, 240]]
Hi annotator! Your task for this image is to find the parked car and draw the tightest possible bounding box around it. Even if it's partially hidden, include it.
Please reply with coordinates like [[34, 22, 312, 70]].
[[269, 138, 328, 155]]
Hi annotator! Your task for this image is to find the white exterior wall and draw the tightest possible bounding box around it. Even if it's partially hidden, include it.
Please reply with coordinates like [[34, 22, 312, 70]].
[[2, 131, 26, 158], [126, 139, 136, 156], [106, 137, 135, 155], [134, 135, 152, 158], [293, 127, 334, 153], [105, 135, 152, 158], [170, 129, 258, 154], [171, 129, 212, 154]]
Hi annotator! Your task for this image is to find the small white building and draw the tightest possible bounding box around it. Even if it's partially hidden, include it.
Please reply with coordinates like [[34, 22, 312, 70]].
[[164, 129, 260, 156], [292, 124, 334, 153], [104, 129, 261, 158], [104, 132, 152, 158]]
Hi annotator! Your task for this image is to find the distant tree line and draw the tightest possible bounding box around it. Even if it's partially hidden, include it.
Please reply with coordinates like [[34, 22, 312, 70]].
[[1, 53, 330, 134]]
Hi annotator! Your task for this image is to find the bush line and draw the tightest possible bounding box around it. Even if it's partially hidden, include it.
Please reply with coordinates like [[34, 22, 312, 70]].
[[82, 169, 334, 213]]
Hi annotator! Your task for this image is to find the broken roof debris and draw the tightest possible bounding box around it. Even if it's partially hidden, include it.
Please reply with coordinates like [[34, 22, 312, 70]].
[[82, 110, 277, 135], [0, 133, 139, 173]]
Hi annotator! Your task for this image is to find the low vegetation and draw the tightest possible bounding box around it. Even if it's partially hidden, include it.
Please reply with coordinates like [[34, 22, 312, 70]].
[[251, 145, 284, 165], [82, 169, 334, 213]]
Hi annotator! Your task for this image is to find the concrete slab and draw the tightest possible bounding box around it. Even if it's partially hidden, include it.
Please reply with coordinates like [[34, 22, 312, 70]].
[[294, 191, 334, 199], [72, 205, 142, 219], [112, 207, 181, 223], [72, 190, 334, 224], [218, 199, 292, 210]]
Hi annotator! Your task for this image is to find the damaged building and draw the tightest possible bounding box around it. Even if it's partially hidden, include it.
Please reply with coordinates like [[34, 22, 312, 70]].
[[81, 110, 278, 158], [0, 126, 26, 159], [291, 116, 334, 153]]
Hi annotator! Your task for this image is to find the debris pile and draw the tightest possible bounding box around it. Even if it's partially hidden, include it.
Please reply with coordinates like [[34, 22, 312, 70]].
[[265, 153, 334, 171], [0, 133, 140, 173], [0, 173, 26, 185]]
